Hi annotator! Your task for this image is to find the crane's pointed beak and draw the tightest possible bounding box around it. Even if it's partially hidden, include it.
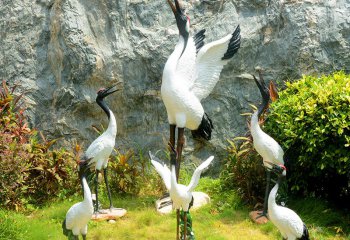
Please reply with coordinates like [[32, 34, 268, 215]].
[[167, 0, 183, 15], [167, 0, 177, 14], [102, 85, 120, 97]]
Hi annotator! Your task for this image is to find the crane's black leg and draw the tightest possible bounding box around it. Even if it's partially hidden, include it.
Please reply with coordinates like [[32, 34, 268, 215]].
[[94, 169, 100, 214], [157, 124, 177, 209], [257, 170, 271, 219], [176, 127, 185, 180], [82, 234, 87, 240], [103, 167, 114, 210], [73, 235, 79, 240], [169, 124, 176, 150]]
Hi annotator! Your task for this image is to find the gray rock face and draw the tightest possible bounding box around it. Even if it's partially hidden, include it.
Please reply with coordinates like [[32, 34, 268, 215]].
[[1, 0, 349, 170]]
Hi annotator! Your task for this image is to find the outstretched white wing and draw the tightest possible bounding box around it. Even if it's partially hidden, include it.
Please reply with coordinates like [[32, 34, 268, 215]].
[[186, 156, 214, 192], [176, 29, 206, 87], [149, 151, 171, 190], [191, 25, 241, 100]]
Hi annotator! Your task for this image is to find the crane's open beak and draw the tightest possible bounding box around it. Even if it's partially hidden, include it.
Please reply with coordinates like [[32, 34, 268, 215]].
[[167, 0, 189, 58], [253, 74, 270, 104], [101, 85, 120, 98]]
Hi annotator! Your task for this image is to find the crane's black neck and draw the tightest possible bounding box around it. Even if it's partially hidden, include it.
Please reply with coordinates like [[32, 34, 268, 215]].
[[96, 98, 110, 119], [170, 151, 176, 167], [257, 98, 269, 118]]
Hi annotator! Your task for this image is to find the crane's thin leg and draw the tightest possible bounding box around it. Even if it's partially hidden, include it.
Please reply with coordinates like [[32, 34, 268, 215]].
[[177, 209, 180, 240], [183, 211, 187, 240], [257, 170, 271, 219], [82, 234, 87, 240], [176, 128, 185, 180], [94, 169, 100, 214], [103, 167, 114, 211], [169, 124, 176, 149], [73, 235, 78, 240]]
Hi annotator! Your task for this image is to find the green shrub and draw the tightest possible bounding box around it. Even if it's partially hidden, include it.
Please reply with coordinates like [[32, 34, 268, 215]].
[[107, 148, 161, 196], [264, 71, 350, 205], [0, 81, 79, 210], [220, 137, 266, 206]]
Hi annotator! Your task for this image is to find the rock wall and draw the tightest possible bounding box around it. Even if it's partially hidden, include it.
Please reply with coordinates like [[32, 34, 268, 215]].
[[1, 0, 349, 169]]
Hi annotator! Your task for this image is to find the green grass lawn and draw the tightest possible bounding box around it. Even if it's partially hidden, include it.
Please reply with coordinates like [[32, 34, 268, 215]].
[[1, 178, 349, 240]]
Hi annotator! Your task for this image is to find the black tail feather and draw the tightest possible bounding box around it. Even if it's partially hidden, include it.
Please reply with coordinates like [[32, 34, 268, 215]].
[[62, 219, 69, 236], [300, 223, 309, 240], [62, 218, 77, 240], [191, 113, 213, 140]]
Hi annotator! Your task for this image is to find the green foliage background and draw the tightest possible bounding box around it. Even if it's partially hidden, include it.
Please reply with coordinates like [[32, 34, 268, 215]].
[[0, 81, 79, 210], [264, 71, 350, 205]]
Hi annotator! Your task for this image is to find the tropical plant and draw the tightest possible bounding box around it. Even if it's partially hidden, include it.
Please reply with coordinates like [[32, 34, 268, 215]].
[[0, 81, 79, 210], [220, 136, 266, 206]]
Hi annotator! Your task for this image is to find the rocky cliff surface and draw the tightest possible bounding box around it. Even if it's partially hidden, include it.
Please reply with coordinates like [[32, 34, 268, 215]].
[[1, 0, 349, 167]]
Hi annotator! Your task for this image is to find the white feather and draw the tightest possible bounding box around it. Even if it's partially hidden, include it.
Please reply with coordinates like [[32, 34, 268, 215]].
[[191, 33, 233, 100], [251, 111, 284, 168], [149, 152, 171, 191], [65, 178, 93, 236], [176, 37, 198, 87], [149, 152, 214, 211], [186, 156, 214, 192], [85, 110, 117, 170], [268, 181, 306, 240]]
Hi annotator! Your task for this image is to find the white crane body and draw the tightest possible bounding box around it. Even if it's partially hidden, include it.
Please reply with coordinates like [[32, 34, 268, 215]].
[[251, 111, 284, 169], [64, 177, 93, 237], [149, 152, 214, 212], [268, 168, 309, 240], [85, 110, 117, 170]]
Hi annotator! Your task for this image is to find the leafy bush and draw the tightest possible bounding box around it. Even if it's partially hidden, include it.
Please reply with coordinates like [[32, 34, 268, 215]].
[[264, 71, 350, 205], [0, 81, 79, 210], [220, 137, 266, 206], [108, 148, 163, 196]]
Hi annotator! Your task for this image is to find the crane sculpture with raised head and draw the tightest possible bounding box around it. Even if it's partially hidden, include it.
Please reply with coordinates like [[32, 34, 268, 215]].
[[162, 0, 241, 179]]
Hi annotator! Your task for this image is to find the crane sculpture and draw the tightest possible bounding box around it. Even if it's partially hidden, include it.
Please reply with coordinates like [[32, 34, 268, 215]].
[[251, 72, 284, 218], [149, 146, 214, 240], [267, 162, 310, 240], [81, 85, 119, 214], [162, 0, 241, 179], [62, 161, 93, 240]]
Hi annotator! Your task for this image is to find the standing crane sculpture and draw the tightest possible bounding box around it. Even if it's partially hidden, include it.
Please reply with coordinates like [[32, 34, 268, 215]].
[[82, 85, 119, 214], [267, 162, 310, 240], [251, 72, 284, 218], [162, 0, 241, 179], [62, 162, 93, 240], [149, 147, 214, 240]]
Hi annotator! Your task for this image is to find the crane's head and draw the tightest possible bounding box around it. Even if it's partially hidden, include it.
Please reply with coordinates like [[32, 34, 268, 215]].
[[96, 85, 119, 100], [266, 161, 287, 177], [253, 73, 269, 105], [252, 71, 270, 117], [167, 0, 190, 56]]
